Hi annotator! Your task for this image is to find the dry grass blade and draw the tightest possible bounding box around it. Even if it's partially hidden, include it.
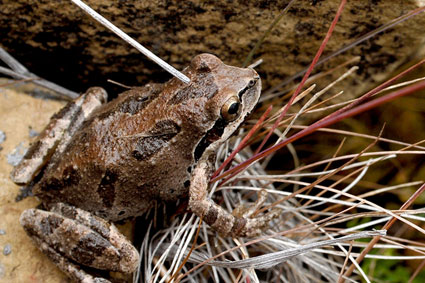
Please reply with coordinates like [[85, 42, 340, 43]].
[[343, 183, 425, 279], [71, 0, 190, 84], [242, 0, 297, 67], [0, 47, 79, 99], [160, 230, 384, 270]]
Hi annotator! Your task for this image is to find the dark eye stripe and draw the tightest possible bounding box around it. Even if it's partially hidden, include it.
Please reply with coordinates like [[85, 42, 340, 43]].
[[238, 79, 256, 98], [193, 118, 226, 161]]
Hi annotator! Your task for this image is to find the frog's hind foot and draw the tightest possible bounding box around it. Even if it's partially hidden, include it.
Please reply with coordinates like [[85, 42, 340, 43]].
[[20, 203, 139, 282]]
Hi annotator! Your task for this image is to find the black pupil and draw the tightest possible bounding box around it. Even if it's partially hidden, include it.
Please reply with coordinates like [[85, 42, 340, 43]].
[[228, 102, 240, 115]]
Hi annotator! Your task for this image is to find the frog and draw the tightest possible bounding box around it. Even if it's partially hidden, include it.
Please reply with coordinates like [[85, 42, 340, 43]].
[[11, 54, 280, 282]]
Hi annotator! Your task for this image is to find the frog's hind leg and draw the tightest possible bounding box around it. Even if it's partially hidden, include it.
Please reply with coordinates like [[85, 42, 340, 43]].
[[189, 162, 281, 237], [20, 203, 139, 282], [11, 87, 107, 185], [24, 235, 109, 283]]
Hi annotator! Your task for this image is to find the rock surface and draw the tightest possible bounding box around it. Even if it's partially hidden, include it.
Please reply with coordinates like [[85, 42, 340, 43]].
[[1, 0, 425, 97], [0, 80, 67, 282]]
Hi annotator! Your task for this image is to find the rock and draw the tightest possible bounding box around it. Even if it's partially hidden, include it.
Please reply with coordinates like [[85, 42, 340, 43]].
[[1, 0, 424, 98], [0, 131, 5, 144], [0, 79, 67, 282], [3, 244, 11, 256]]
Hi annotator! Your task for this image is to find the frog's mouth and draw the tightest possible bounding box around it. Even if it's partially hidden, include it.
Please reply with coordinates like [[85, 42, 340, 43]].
[[194, 118, 227, 162]]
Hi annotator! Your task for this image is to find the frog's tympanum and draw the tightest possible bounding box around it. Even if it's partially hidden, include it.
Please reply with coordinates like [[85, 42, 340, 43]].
[[11, 54, 279, 282]]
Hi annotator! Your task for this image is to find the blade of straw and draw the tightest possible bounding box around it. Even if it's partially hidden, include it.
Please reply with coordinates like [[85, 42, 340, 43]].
[[71, 0, 190, 84], [0, 47, 79, 99]]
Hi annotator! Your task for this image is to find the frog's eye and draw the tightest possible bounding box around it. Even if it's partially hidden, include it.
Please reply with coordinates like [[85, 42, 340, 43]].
[[221, 96, 241, 121], [248, 79, 256, 88]]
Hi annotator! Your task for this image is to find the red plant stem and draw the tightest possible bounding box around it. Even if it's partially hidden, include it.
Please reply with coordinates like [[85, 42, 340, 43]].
[[254, 0, 347, 154], [343, 182, 425, 280], [211, 79, 425, 184], [316, 57, 425, 125]]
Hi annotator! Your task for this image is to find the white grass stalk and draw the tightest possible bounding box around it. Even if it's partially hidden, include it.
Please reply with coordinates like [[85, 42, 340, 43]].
[[71, 0, 190, 84]]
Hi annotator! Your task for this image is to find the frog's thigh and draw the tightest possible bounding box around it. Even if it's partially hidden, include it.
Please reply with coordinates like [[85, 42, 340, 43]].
[[20, 203, 139, 280], [189, 162, 281, 237], [11, 87, 108, 185]]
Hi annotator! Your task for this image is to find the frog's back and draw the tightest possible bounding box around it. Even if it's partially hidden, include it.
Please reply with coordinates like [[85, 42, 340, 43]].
[[32, 83, 194, 221], [33, 74, 213, 221]]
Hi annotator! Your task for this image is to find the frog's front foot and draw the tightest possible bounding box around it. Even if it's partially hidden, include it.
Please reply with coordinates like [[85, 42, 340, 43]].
[[231, 189, 282, 237], [189, 162, 281, 237], [20, 203, 139, 283]]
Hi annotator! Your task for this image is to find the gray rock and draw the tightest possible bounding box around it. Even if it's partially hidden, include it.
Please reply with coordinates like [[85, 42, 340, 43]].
[[3, 244, 11, 256]]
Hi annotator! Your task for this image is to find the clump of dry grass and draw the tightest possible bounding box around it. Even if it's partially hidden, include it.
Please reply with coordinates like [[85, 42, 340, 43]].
[[135, 59, 425, 282], [132, 3, 425, 281]]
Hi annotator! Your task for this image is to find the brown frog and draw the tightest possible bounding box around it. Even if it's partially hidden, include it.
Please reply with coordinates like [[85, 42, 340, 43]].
[[11, 54, 279, 282]]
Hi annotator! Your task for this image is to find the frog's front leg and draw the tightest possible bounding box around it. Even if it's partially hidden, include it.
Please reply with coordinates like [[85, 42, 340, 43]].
[[20, 203, 139, 283], [189, 161, 281, 237], [11, 87, 107, 185]]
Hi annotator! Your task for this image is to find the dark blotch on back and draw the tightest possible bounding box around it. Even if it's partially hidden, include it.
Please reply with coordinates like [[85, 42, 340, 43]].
[[41, 166, 81, 192], [98, 85, 162, 120], [63, 166, 82, 187], [97, 169, 119, 208], [132, 120, 180, 161], [119, 95, 149, 115], [149, 120, 181, 136], [118, 85, 162, 115]]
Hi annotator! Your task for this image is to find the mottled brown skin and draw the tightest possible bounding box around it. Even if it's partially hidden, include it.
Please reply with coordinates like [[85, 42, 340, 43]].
[[12, 54, 281, 282], [32, 54, 260, 221]]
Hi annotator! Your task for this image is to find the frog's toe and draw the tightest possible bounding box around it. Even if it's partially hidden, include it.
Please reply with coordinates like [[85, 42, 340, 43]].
[[20, 207, 139, 277], [232, 189, 268, 218], [230, 189, 281, 237], [237, 207, 282, 237]]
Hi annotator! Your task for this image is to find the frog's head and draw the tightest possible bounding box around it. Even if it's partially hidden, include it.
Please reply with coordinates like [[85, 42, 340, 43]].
[[182, 53, 261, 162]]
